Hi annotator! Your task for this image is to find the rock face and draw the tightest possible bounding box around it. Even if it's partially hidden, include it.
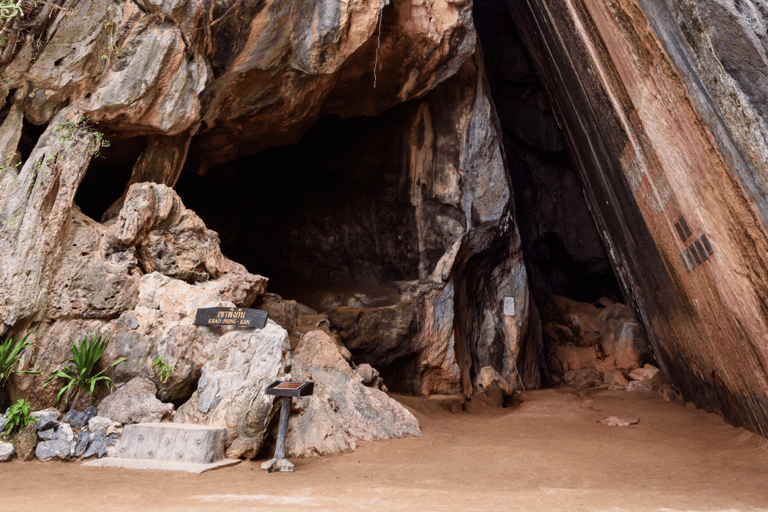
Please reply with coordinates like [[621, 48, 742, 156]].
[[97, 377, 173, 424], [1, 0, 532, 410], [507, 0, 768, 433], [172, 320, 291, 459], [284, 330, 421, 458]]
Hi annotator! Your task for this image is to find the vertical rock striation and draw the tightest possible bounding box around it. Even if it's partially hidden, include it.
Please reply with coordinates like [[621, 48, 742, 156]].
[[508, 0, 768, 434]]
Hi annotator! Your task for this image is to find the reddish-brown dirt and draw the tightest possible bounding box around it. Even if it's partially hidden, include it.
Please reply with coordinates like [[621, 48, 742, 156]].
[[2, 388, 767, 511]]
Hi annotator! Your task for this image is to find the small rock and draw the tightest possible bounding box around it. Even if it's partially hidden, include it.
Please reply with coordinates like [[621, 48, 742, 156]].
[[604, 369, 629, 387], [563, 368, 602, 389], [35, 439, 72, 461], [81, 429, 106, 460], [554, 346, 597, 371], [628, 364, 661, 382], [599, 416, 640, 427], [63, 410, 89, 430], [83, 406, 98, 422], [662, 384, 686, 405], [38, 428, 56, 441], [0, 441, 14, 462], [88, 416, 113, 432], [53, 423, 75, 452], [74, 431, 90, 457], [106, 422, 123, 436], [357, 364, 381, 388], [11, 423, 37, 461], [32, 409, 60, 431], [628, 380, 655, 392]]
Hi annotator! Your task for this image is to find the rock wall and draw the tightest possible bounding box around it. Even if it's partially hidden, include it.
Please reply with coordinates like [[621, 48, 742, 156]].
[[507, 0, 768, 435], [0, 0, 536, 412]]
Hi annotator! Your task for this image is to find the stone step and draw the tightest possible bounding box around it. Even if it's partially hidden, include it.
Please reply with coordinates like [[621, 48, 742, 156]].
[[83, 423, 240, 474], [116, 423, 227, 463]]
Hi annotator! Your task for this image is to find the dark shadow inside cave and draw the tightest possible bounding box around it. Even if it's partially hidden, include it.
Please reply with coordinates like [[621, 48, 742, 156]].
[[474, 0, 623, 307], [175, 109, 428, 311]]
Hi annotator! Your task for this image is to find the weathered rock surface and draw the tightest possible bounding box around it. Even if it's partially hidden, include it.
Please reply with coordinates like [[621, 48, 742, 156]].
[[508, 0, 768, 434], [0, 441, 14, 462], [172, 320, 291, 459], [283, 331, 421, 458], [10, 423, 37, 461], [97, 377, 173, 424]]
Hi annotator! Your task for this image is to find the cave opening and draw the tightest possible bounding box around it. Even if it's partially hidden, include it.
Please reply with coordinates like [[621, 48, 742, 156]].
[[176, 106, 428, 312], [473, 0, 623, 307]]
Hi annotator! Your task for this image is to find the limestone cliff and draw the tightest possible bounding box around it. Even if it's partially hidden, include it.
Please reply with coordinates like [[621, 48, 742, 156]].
[[508, 0, 768, 435]]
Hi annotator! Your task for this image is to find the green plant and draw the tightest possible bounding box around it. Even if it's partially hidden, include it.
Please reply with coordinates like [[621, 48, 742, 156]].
[[151, 355, 174, 384], [0, 0, 24, 21], [53, 116, 111, 158], [2, 398, 37, 438], [0, 333, 40, 388], [44, 332, 125, 410]]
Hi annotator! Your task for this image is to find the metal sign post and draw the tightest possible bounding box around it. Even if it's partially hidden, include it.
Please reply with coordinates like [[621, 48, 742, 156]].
[[261, 381, 314, 473]]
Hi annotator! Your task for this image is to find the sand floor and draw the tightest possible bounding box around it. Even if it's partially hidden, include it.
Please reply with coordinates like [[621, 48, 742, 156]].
[[2, 387, 767, 511]]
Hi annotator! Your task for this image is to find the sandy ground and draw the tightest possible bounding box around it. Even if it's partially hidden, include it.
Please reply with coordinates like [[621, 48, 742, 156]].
[[2, 387, 767, 512]]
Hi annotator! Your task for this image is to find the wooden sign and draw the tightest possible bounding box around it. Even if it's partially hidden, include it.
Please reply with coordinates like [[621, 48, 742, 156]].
[[194, 307, 268, 328]]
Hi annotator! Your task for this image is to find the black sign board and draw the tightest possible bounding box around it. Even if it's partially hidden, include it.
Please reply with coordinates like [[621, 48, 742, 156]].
[[194, 307, 268, 328]]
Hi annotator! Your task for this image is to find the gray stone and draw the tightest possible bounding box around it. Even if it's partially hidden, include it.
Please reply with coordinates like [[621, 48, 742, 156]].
[[83, 406, 98, 422], [0, 414, 5, 434], [35, 439, 72, 462], [173, 320, 291, 459], [88, 416, 113, 432], [0, 441, 14, 462], [38, 428, 55, 441], [81, 429, 106, 460], [74, 431, 90, 458], [31, 409, 60, 431], [63, 410, 89, 430], [98, 377, 173, 424], [116, 424, 227, 464]]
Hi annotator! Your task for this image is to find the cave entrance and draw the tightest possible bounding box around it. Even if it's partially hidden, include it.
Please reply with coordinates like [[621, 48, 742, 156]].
[[474, 0, 623, 307], [175, 109, 424, 312]]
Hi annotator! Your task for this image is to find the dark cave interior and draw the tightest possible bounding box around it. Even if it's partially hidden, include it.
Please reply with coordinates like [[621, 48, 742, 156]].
[[72, 0, 623, 317]]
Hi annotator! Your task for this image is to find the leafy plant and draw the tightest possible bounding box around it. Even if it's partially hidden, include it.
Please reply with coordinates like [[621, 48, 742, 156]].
[[0, 333, 40, 388], [44, 332, 125, 410], [2, 398, 37, 439], [151, 355, 174, 384], [0, 0, 24, 21], [53, 116, 111, 158], [152, 355, 175, 399]]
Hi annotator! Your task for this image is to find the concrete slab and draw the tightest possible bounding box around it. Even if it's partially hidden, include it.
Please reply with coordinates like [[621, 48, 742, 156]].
[[82, 457, 241, 474], [117, 423, 228, 464]]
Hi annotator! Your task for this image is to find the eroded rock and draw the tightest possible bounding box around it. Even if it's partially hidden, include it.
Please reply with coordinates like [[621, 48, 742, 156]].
[[97, 377, 173, 424], [172, 320, 291, 459]]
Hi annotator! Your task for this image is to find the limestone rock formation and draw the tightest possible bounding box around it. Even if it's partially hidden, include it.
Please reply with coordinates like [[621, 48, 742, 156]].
[[97, 377, 173, 424], [283, 330, 421, 458], [172, 319, 291, 459], [507, 0, 768, 434]]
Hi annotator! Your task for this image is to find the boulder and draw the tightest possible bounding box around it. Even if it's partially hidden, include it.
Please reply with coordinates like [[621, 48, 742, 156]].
[[0, 441, 14, 462], [31, 409, 60, 431], [285, 363, 422, 458], [282, 331, 421, 458], [10, 424, 38, 461], [550, 295, 601, 345], [598, 301, 649, 371], [35, 439, 72, 462], [173, 320, 291, 459], [628, 365, 664, 392], [554, 346, 597, 371], [97, 377, 173, 424]]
